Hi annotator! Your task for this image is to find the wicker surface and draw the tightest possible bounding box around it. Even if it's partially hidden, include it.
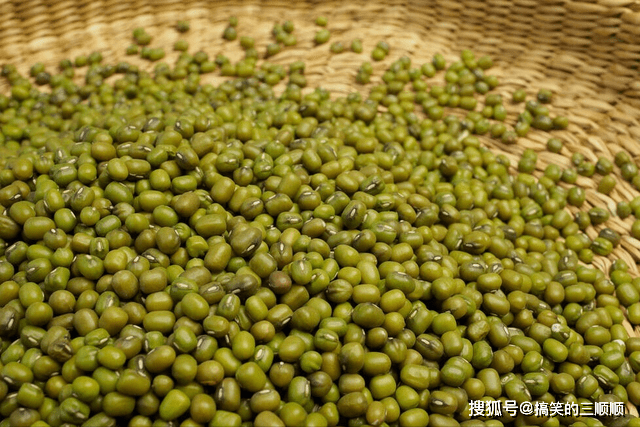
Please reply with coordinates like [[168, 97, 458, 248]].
[[1, 0, 640, 416]]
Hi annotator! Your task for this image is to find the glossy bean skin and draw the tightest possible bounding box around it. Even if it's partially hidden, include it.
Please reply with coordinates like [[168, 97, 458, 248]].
[[0, 19, 632, 427]]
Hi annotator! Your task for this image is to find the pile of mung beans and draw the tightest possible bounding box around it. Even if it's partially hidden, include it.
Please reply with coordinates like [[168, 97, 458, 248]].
[[0, 15, 640, 427]]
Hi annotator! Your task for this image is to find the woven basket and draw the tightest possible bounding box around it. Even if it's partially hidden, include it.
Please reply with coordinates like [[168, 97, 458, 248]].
[[2, 0, 640, 417]]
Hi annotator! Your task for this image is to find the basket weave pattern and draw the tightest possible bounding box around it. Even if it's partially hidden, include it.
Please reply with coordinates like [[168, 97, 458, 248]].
[[1, 0, 640, 416]]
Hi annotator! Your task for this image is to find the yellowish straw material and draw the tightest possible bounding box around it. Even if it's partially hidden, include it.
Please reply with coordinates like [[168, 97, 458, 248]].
[[1, 0, 640, 416]]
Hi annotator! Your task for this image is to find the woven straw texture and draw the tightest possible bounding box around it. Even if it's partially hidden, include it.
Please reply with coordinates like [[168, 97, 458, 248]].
[[1, 0, 640, 415]]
